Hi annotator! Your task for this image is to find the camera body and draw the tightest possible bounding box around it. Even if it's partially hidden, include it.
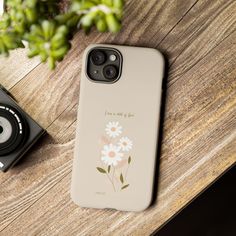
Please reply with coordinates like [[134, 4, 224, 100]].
[[0, 86, 45, 172]]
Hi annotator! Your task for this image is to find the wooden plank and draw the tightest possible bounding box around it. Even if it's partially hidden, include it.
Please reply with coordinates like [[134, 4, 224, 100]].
[[0, 0, 198, 225], [163, 0, 236, 84], [0, 48, 40, 89], [0, 0, 197, 188], [1, 0, 236, 235], [2, 27, 236, 236]]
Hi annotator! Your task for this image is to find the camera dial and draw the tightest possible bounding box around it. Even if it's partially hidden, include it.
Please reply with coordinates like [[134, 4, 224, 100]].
[[0, 104, 28, 156]]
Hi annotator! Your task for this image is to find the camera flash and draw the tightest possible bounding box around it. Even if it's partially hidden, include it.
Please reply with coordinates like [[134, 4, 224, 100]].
[[109, 54, 117, 61]]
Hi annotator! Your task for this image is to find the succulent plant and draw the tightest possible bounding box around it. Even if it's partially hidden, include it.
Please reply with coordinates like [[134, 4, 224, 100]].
[[25, 21, 71, 69], [0, 0, 124, 69]]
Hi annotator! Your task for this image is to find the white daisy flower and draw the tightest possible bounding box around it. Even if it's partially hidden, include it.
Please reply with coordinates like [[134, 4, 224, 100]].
[[118, 137, 133, 152], [105, 121, 122, 138], [101, 144, 123, 166]]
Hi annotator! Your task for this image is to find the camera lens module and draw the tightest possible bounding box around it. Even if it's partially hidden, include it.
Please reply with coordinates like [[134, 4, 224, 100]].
[[87, 47, 122, 82], [0, 104, 28, 156], [90, 49, 106, 66], [103, 65, 118, 80]]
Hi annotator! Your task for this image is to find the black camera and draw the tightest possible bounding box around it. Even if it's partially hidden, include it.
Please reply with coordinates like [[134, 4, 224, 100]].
[[0, 86, 45, 172]]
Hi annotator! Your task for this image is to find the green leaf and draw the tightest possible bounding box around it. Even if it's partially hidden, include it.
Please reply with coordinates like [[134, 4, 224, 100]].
[[48, 56, 56, 70], [51, 45, 70, 60], [108, 165, 111, 173], [0, 0, 124, 69], [96, 18, 107, 32], [128, 156, 131, 164], [102, 0, 113, 7], [120, 173, 124, 183], [96, 167, 106, 173], [121, 184, 129, 190], [113, 0, 124, 9], [105, 13, 121, 33], [42, 20, 55, 40]]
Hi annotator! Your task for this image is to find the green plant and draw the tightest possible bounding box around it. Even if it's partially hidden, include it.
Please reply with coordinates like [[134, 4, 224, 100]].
[[0, 0, 124, 69]]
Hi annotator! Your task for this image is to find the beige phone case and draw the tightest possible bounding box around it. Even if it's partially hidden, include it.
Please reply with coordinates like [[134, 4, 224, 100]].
[[71, 44, 164, 211]]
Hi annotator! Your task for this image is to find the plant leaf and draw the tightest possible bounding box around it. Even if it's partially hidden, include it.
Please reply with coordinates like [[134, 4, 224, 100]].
[[121, 184, 129, 190], [96, 167, 106, 173], [108, 165, 111, 173], [128, 156, 131, 164], [120, 173, 124, 183]]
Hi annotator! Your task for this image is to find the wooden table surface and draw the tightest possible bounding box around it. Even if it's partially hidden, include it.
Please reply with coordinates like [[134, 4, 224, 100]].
[[0, 0, 236, 235]]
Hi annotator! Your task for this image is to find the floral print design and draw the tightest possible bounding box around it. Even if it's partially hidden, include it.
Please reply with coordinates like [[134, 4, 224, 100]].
[[101, 144, 123, 166], [118, 137, 133, 152], [97, 121, 133, 191], [105, 121, 122, 138]]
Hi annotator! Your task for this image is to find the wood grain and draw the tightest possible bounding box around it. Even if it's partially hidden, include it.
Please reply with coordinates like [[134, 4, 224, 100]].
[[0, 0, 236, 235], [0, 48, 40, 89]]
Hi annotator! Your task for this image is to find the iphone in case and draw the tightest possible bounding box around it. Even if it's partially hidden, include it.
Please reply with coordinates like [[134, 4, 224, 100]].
[[71, 44, 164, 211]]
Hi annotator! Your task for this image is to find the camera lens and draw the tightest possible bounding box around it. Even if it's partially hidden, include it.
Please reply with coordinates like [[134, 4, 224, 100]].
[[0, 104, 28, 156], [90, 50, 106, 65], [0, 117, 12, 144], [103, 65, 118, 80]]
